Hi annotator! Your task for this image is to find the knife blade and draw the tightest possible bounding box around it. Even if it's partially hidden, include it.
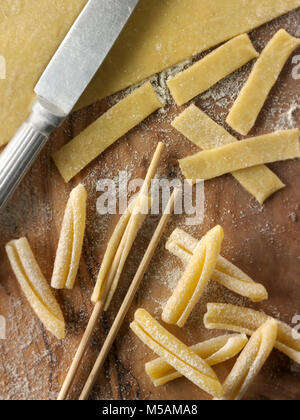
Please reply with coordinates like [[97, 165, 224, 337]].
[[0, 0, 139, 210]]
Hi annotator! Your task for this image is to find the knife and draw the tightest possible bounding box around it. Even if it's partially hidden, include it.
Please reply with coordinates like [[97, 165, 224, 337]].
[[0, 0, 139, 210]]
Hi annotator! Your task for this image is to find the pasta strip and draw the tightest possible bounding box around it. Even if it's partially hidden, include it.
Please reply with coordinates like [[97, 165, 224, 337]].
[[167, 34, 258, 106], [166, 228, 268, 302], [130, 309, 223, 398], [162, 226, 224, 327], [146, 334, 248, 387], [227, 29, 300, 135], [215, 320, 278, 400], [6, 238, 65, 339], [53, 82, 163, 182], [172, 104, 284, 203], [179, 129, 300, 184], [51, 184, 87, 290], [204, 303, 300, 364]]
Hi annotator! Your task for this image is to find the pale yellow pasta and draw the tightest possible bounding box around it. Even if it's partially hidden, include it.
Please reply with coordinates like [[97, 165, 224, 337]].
[[166, 228, 268, 302], [167, 34, 258, 106], [215, 320, 278, 400], [53, 83, 163, 182], [179, 129, 300, 184], [103, 194, 151, 310], [6, 238, 65, 339], [172, 105, 284, 204], [131, 309, 223, 398], [227, 29, 300, 135], [162, 226, 224, 327], [204, 303, 300, 364], [91, 198, 137, 304], [146, 334, 248, 387], [51, 184, 87, 290]]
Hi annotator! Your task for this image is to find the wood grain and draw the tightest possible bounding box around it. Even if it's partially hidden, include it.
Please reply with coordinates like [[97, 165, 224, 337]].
[[0, 10, 299, 400]]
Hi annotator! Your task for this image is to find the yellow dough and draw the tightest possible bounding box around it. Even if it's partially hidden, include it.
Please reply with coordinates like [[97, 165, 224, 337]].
[[166, 229, 268, 302], [204, 303, 300, 364], [167, 35, 259, 106], [53, 82, 162, 182], [172, 105, 285, 204], [179, 129, 300, 184], [6, 237, 65, 339], [2, 1, 300, 147], [51, 184, 87, 290], [227, 29, 300, 135], [215, 320, 278, 400], [130, 309, 223, 398], [162, 226, 224, 327], [146, 334, 248, 387]]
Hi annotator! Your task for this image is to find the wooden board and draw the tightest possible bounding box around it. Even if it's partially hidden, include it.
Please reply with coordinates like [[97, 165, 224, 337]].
[[0, 10, 300, 401]]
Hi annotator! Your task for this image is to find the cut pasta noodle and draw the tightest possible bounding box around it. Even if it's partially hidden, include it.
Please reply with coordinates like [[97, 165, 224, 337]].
[[166, 228, 268, 302], [179, 129, 300, 184], [227, 29, 300, 135], [146, 334, 248, 387], [162, 226, 224, 327], [6, 238, 65, 339], [51, 184, 87, 290], [204, 303, 300, 364], [172, 104, 285, 204], [215, 320, 278, 400], [130, 309, 224, 398]]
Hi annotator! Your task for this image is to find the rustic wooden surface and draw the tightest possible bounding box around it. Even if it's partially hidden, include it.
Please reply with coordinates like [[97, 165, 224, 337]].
[[0, 10, 300, 401]]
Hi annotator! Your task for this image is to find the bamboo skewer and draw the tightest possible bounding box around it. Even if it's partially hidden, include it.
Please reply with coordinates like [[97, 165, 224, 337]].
[[79, 190, 177, 400], [57, 143, 164, 400]]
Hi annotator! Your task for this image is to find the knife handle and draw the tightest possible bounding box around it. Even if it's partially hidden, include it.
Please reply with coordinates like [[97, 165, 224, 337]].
[[0, 99, 65, 210]]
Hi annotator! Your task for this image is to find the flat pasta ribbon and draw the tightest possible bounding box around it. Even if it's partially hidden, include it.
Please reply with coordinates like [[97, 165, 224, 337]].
[[162, 226, 224, 327], [6, 238, 65, 339], [146, 334, 248, 387], [204, 303, 300, 364], [166, 228, 268, 302], [51, 184, 87, 290], [131, 309, 224, 398]]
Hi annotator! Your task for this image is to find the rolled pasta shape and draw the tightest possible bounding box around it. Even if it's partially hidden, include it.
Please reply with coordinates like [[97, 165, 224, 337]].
[[166, 228, 268, 302], [146, 334, 248, 387], [204, 303, 300, 364], [162, 226, 224, 327], [131, 309, 224, 398], [6, 238, 65, 339], [51, 184, 87, 290], [215, 320, 278, 400]]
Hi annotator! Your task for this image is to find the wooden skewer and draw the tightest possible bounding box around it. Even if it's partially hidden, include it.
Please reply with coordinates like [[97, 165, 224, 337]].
[[79, 190, 178, 400], [57, 142, 164, 400]]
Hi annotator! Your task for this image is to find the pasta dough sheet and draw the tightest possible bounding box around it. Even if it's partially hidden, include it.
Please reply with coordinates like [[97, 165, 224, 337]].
[[131, 309, 223, 398], [146, 334, 248, 387], [172, 105, 285, 203], [1, 0, 300, 146], [179, 129, 300, 183], [5, 238, 65, 340], [204, 303, 300, 364], [166, 228, 268, 302], [51, 184, 87, 290], [167, 34, 259, 106], [226, 29, 300, 135], [215, 320, 278, 400], [162, 226, 224, 327], [53, 82, 162, 182]]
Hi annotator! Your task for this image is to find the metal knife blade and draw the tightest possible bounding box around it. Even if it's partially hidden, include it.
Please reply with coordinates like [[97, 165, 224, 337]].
[[35, 0, 139, 116]]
